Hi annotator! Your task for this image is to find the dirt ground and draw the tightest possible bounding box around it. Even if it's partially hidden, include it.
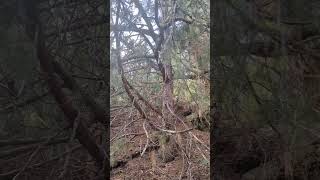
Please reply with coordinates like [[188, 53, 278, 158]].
[[110, 111, 210, 180]]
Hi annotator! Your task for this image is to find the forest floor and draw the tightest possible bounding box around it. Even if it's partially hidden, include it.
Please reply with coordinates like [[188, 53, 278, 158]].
[[110, 111, 210, 180]]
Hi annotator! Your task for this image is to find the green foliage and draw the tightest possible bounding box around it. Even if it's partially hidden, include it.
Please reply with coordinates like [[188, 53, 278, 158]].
[[0, 25, 36, 81], [23, 111, 50, 129], [110, 138, 130, 167], [197, 156, 209, 167]]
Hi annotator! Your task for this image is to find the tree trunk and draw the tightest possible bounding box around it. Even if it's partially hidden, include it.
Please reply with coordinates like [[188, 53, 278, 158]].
[[159, 0, 175, 129]]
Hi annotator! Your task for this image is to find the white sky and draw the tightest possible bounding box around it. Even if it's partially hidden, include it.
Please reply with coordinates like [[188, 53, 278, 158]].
[[111, 1, 159, 58]]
